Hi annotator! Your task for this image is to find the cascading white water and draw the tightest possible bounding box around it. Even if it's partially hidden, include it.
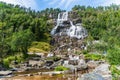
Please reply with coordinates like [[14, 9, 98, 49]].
[[51, 12, 68, 35], [51, 12, 88, 39], [68, 23, 88, 39]]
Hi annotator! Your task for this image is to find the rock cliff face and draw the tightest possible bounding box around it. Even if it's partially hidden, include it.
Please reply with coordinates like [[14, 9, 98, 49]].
[[50, 12, 88, 55]]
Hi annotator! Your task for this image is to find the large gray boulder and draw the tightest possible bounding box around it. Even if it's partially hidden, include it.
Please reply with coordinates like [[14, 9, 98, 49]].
[[78, 73, 105, 80], [93, 63, 112, 80]]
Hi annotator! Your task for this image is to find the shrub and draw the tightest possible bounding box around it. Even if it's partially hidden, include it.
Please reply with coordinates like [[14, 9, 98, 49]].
[[3, 58, 9, 68], [55, 66, 69, 71], [107, 48, 120, 65], [3, 54, 24, 68]]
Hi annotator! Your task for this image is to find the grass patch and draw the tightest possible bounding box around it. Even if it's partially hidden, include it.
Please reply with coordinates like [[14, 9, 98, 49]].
[[85, 53, 104, 61], [28, 41, 51, 53], [55, 66, 69, 71]]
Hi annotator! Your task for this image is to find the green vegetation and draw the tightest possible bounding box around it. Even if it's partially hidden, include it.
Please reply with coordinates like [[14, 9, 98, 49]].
[[3, 53, 24, 67], [85, 53, 104, 61], [72, 4, 120, 65], [107, 48, 120, 65], [0, 2, 63, 64], [110, 65, 120, 80], [55, 66, 69, 71], [28, 41, 51, 53]]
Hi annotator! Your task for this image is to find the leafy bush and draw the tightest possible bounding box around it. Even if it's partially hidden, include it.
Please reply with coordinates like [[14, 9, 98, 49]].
[[107, 48, 120, 65], [55, 66, 69, 71], [3, 58, 9, 68], [85, 53, 104, 61], [3, 54, 24, 68]]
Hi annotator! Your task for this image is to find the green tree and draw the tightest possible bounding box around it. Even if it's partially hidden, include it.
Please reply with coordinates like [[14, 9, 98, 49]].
[[10, 29, 34, 56]]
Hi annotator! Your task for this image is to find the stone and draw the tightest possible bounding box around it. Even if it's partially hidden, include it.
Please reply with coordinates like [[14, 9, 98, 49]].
[[78, 59, 86, 65], [77, 64, 87, 71], [68, 60, 78, 65], [87, 60, 98, 69], [45, 60, 54, 67], [0, 71, 12, 76], [77, 59, 87, 70], [93, 63, 112, 80], [47, 53, 54, 57], [94, 63, 111, 75]]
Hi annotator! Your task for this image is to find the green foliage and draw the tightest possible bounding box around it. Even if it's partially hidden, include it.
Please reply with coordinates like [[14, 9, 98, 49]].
[[85, 53, 104, 61], [3, 58, 9, 68], [87, 42, 108, 53], [110, 65, 120, 80], [0, 2, 63, 58], [3, 54, 24, 68], [55, 66, 69, 71], [10, 29, 34, 54], [107, 48, 120, 65]]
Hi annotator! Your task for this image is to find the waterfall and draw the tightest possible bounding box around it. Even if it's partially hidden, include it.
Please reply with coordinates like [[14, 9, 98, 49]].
[[51, 12, 88, 39], [51, 12, 68, 35]]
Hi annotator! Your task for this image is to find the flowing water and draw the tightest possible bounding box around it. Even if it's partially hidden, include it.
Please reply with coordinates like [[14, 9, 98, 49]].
[[51, 12, 87, 39], [4, 74, 78, 80], [2, 69, 90, 80]]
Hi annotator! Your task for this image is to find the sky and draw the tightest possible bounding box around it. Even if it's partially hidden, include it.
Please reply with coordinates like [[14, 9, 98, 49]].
[[0, 0, 120, 11]]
